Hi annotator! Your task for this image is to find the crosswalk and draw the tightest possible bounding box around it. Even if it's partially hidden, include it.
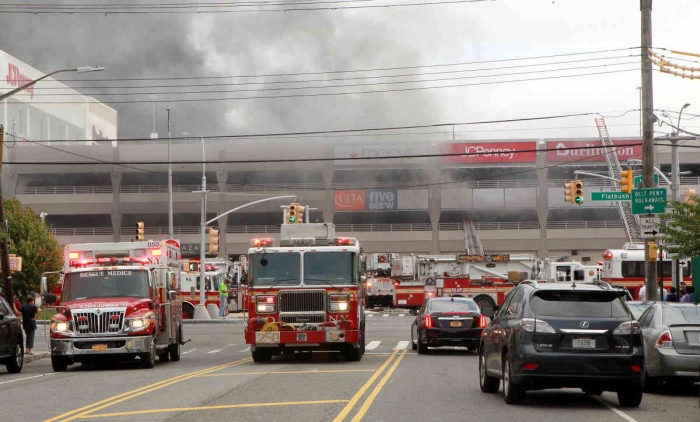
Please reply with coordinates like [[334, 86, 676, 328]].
[[179, 340, 414, 356], [365, 313, 409, 318]]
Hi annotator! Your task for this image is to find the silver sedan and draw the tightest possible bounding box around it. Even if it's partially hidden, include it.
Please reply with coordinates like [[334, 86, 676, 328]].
[[638, 303, 700, 387]]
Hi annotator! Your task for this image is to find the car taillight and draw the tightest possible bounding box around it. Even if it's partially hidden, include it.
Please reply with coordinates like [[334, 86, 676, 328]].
[[476, 314, 488, 328], [656, 330, 673, 348], [424, 314, 433, 328], [612, 320, 641, 335], [519, 318, 556, 334]]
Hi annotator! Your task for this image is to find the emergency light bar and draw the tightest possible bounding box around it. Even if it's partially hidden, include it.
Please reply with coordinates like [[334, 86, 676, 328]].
[[69, 256, 150, 267], [250, 238, 274, 248]]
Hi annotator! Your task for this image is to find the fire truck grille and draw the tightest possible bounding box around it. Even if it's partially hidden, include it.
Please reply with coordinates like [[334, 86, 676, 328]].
[[278, 290, 327, 313], [280, 314, 327, 324], [72, 309, 125, 335]]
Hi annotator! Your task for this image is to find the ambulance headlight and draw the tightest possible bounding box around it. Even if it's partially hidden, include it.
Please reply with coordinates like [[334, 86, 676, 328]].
[[125, 313, 154, 331], [51, 321, 71, 332]]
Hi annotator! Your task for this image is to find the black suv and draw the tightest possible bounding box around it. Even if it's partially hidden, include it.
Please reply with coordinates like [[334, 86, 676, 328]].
[[478, 281, 644, 407], [0, 295, 23, 374]]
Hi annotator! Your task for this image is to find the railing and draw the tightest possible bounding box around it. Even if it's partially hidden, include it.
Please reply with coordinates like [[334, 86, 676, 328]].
[[225, 183, 324, 192], [120, 184, 217, 193], [51, 227, 113, 236], [119, 226, 201, 235], [227, 225, 281, 234], [334, 223, 432, 232], [438, 222, 540, 231], [17, 186, 113, 195], [546, 220, 624, 229]]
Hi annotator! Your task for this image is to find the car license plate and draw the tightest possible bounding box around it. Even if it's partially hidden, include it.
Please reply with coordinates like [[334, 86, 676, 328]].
[[450, 321, 462, 327], [573, 338, 595, 349], [92, 344, 108, 351], [296, 333, 307, 342]]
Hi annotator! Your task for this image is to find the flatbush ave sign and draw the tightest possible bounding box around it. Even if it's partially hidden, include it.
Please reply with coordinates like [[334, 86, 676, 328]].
[[590, 192, 630, 201]]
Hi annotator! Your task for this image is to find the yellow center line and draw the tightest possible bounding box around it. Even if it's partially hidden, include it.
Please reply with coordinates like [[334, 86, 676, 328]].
[[332, 351, 398, 422], [45, 357, 252, 422], [199, 369, 377, 376], [80, 400, 351, 419], [351, 350, 407, 422]]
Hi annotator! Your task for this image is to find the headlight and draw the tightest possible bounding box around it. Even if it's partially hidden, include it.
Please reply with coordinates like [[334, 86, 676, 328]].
[[329, 294, 349, 312], [51, 321, 71, 332], [255, 295, 276, 314], [125, 313, 154, 331]]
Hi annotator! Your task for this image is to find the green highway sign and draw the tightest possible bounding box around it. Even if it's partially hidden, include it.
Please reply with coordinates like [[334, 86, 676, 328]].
[[631, 188, 667, 215], [633, 174, 659, 187], [591, 192, 630, 201]]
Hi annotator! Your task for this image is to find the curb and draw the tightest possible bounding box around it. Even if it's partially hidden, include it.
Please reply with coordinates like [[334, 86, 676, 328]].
[[25, 352, 50, 364], [184, 318, 244, 324]]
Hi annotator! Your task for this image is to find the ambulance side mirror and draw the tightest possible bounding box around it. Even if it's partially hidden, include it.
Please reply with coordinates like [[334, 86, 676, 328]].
[[41, 276, 48, 294], [481, 306, 495, 318], [42, 293, 57, 306]]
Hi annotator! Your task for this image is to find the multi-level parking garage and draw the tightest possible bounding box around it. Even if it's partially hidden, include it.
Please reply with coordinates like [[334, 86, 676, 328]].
[[7, 134, 700, 264]]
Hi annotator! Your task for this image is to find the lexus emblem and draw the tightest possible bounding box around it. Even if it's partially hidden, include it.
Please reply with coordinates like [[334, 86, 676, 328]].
[[579, 321, 590, 328]]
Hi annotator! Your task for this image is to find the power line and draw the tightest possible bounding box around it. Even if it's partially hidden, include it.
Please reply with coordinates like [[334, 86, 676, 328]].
[[19, 67, 640, 104]]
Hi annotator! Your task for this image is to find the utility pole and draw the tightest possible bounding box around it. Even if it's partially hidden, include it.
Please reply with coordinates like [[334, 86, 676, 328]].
[[166, 105, 173, 238], [0, 126, 14, 313], [641, 0, 658, 300]]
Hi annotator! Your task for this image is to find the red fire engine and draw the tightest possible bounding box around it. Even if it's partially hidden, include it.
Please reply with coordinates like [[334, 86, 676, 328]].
[[41, 240, 185, 372], [179, 260, 229, 318], [244, 203, 365, 362]]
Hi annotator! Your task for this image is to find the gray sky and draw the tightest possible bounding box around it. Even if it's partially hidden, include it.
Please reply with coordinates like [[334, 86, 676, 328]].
[[2, 0, 699, 144]]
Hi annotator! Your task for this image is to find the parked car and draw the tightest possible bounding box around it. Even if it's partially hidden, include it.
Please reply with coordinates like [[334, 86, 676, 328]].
[[479, 280, 644, 407], [638, 302, 700, 388], [627, 301, 653, 320], [410, 297, 488, 354], [0, 295, 24, 373]]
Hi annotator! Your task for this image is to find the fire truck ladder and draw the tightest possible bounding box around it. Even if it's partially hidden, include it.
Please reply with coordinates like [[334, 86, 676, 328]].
[[463, 219, 484, 255], [594, 116, 642, 243]]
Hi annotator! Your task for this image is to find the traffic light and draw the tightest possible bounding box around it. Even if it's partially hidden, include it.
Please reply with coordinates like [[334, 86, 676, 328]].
[[285, 202, 306, 224], [208, 227, 220, 254], [684, 187, 697, 204], [573, 179, 584, 205], [620, 169, 634, 194], [647, 240, 658, 262], [136, 222, 144, 241]]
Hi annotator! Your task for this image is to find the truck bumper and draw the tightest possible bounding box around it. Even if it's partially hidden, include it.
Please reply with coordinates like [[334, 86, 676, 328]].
[[246, 329, 360, 350], [51, 336, 152, 358]]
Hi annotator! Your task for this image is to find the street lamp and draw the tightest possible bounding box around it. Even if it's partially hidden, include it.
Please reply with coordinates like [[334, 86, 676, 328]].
[[0, 66, 105, 102], [166, 105, 173, 238], [193, 135, 210, 319], [676, 103, 691, 136]]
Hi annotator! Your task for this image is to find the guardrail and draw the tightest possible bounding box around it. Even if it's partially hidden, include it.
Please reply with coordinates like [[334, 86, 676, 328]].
[[17, 186, 113, 195], [119, 226, 201, 235], [120, 184, 217, 194], [334, 223, 432, 232], [438, 222, 540, 231], [51, 227, 113, 236], [546, 220, 624, 229], [227, 225, 281, 234]]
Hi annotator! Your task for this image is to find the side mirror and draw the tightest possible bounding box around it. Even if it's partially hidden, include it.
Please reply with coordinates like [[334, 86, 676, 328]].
[[41, 276, 48, 294], [409, 309, 418, 316], [43, 293, 58, 306], [168, 290, 176, 301], [481, 306, 495, 318]]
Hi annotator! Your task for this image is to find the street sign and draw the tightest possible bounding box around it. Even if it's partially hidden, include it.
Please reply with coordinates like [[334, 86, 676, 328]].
[[8, 255, 22, 273], [591, 192, 630, 201], [639, 216, 660, 238], [631, 188, 667, 214], [634, 174, 659, 187]]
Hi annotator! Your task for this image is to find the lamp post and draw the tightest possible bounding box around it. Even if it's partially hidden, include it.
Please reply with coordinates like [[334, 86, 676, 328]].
[[0, 65, 104, 312], [670, 103, 690, 297], [166, 105, 173, 238], [193, 136, 210, 319]]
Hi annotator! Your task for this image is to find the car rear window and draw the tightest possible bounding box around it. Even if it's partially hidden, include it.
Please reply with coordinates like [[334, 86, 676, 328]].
[[530, 291, 628, 318], [663, 307, 700, 325], [430, 300, 478, 312]]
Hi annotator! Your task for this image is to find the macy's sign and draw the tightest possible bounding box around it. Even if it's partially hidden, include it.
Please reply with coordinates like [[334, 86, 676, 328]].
[[6, 63, 35, 99]]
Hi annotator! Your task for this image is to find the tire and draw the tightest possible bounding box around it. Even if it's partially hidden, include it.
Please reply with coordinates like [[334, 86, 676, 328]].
[[159, 351, 171, 362], [51, 356, 69, 372], [503, 357, 525, 404], [360, 323, 366, 356], [474, 295, 496, 310], [644, 372, 657, 393], [251, 349, 272, 363], [479, 350, 500, 393], [417, 330, 428, 355], [5, 338, 23, 374], [169, 327, 182, 362], [182, 303, 195, 320], [617, 388, 643, 408], [583, 387, 603, 396], [411, 327, 417, 351], [140, 338, 157, 369]]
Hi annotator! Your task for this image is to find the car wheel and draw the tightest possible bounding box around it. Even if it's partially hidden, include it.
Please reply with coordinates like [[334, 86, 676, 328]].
[[417, 330, 428, 354], [503, 357, 525, 404], [51, 356, 69, 372], [644, 372, 657, 392], [5, 339, 23, 374], [169, 327, 182, 362], [479, 350, 499, 393], [343, 344, 363, 362], [617, 388, 643, 408], [251, 349, 272, 363], [140, 338, 157, 369], [583, 387, 603, 396]]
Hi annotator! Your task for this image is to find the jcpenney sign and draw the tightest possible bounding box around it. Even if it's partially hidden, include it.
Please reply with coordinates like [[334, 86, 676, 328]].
[[546, 140, 642, 163], [441, 142, 537, 164], [334, 189, 397, 211]]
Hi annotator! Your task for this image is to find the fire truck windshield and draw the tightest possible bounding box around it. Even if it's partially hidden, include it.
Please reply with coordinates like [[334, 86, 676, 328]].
[[304, 252, 356, 285], [63, 270, 150, 301], [250, 253, 301, 287]]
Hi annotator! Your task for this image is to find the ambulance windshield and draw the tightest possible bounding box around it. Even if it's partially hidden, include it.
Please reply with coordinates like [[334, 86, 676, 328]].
[[63, 269, 150, 301], [304, 252, 356, 285]]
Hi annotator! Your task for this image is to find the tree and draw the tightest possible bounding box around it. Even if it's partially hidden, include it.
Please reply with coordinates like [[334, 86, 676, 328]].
[[1, 198, 63, 297], [661, 200, 700, 259]]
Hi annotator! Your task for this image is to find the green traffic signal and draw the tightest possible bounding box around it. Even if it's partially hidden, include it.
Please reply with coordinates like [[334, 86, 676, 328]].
[[575, 196, 583, 204], [289, 216, 296, 223]]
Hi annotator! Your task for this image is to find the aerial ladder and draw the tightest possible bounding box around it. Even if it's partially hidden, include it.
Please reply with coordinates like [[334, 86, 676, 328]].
[[463, 219, 485, 255], [594, 117, 642, 243]]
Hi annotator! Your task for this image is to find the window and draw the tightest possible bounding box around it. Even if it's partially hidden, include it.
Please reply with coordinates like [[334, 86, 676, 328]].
[[555, 266, 572, 282], [573, 269, 585, 281], [63, 270, 150, 301], [530, 290, 628, 318], [0, 298, 9, 315], [429, 299, 478, 312], [498, 289, 516, 319], [638, 307, 655, 327], [507, 289, 523, 318], [250, 252, 301, 287], [622, 261, 690, 278], [304, 252, 355, 285], [663, 306, 700, 325]]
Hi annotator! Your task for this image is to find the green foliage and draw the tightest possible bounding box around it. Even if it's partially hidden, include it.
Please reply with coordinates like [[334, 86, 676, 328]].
[[661, 200, 700, 259], [2, 198, 63, 297]]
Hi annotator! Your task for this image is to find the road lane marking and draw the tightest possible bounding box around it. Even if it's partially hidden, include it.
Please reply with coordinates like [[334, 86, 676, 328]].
[[366, 314, 374, 317], [199, 369, 376, 377], [240, 347, 251, 353], [207, 348, 223, 354], [393, 341, 409, 350], [0, 372, 55, 385], [81, 400, 350, 418], [382, 314, 389, 317], [365, 341, 381, 350], [351, 350, 408, 422], [398, 314, 405, 317], [181, 348, 197, 355], [45, 357, 252, 422], [332, 351, 398, 422], [594, 397, 640, 422]]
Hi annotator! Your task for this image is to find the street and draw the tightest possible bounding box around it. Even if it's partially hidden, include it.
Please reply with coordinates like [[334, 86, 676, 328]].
[[0, 313, 697, 422]]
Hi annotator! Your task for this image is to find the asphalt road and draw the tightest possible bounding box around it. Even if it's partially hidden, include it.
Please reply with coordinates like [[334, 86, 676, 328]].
[[1, 314, 698, 422]]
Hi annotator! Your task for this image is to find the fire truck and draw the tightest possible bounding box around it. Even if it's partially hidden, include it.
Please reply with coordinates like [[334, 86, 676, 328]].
[[179, 260, 229, 318], [532, 257, 602, 283], [364, 253, 396, 308], [601, 242, 691, 299], [244, 203, 365, 362], [41, 240, 185, 372]]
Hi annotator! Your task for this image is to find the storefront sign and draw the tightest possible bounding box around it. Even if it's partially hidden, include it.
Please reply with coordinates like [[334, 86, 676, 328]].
[[6, 63, 35, 98], [546, 140, 642, 163], [334, 190, 366, 211], [333, 144, 429, 165], [441, 141, 537, 164], [366, 189, 397, 210]]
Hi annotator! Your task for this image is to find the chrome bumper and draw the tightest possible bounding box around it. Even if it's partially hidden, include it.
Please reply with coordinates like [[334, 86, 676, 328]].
[[51, 336, 152, 357]]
